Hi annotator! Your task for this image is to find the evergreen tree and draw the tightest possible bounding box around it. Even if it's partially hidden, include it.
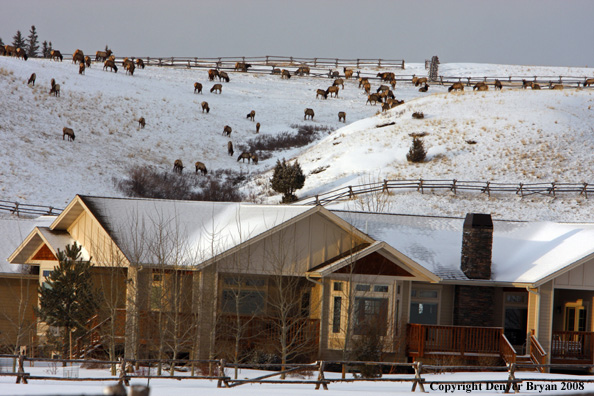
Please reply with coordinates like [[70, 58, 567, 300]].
[[37, 242, 99, 357], [406, 137, 427, 163], [271, 159, 306, 203], [12, 30, 26, 49], [26, 25, 39, 58], [41, 41, 49, 58], [0, 37, 4, 48]]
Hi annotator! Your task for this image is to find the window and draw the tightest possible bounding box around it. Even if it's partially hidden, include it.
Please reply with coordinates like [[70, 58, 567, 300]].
[[503, 292, 528, 346], [332, 296, 342, 333], [354, 297, 388, 335], [564, 300, 587, 332], [43, 270, 51, 277], [333, 282, 343, 292], [410, 287, 439, 325], [355, 284, 371, 292], [374, 285, 389, 293], [221, 276, 267, 316]]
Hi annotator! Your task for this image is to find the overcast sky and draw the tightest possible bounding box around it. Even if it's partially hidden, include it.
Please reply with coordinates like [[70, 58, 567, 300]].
[[1, 0, 593, 67]]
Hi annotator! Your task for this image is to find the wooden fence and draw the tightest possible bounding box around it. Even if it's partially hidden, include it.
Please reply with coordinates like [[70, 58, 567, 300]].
[[297, 179, 594, 206], [4, 354, 594, 393], [0, 199, 63, 217]]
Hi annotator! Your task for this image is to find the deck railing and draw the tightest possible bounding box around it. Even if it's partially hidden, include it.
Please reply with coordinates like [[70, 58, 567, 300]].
[[551, 331, 593, 362], [407, 324, 503, 358], [529, 333, 547, 372], [499, 333, 517, 364]]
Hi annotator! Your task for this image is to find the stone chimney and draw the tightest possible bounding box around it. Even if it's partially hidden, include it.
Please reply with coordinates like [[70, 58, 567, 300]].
[[460, 213, 493, 280]]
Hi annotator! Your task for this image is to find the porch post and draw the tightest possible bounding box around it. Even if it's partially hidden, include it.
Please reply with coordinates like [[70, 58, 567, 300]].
[[318, 278, 329, 358], [124, 265, 149, 360], [526, 287, 540, 355], [538, 281, 555, 368]]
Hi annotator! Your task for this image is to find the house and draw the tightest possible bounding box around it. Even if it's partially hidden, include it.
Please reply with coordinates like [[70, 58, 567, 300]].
[[6, 195, 594, 367]]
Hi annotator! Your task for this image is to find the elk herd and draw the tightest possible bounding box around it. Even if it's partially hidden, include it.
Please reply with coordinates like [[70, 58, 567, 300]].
[[6, 46, 593, 180]]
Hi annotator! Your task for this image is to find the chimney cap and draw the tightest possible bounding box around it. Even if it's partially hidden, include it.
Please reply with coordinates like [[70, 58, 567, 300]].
[[463, 213, 493, 230]]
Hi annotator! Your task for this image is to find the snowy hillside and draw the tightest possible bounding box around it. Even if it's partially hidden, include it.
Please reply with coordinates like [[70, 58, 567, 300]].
[[1, 56, 593, 221]]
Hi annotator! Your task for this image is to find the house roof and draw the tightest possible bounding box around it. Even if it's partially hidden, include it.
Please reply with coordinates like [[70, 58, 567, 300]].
[[0, 215, 56, 273], [330, 210, 594, 286]]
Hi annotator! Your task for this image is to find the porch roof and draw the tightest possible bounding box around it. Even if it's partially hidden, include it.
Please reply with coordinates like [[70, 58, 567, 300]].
[[330, 210, 594, 286]]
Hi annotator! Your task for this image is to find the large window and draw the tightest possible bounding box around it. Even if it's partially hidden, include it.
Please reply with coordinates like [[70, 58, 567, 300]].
[[410, 287, 439, 325], [221, 276, 267, 316], [503, 292, 528, 347], [354, 297, 388, 336]]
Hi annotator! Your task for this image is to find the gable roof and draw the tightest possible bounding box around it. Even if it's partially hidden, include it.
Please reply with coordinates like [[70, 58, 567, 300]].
[[0, 215, 56, 273], [331, 210, 594, 286]]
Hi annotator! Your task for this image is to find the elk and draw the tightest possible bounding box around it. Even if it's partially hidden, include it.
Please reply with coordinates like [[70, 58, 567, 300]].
[[62, 127, 75, 141], [246, 110, 255, 121], [418, 84, 429, 92], [219, 71, 230, 82], [390, 79, 397, 89], [79, 62, 85, 75], [4, 45, 16, 56], [329, 70, 340, 79], [549, 82, 563, 90], [201, 101, 210, 113], [304, 108, 314, 120], [412, 76, 427, 86], [136, 58, 145, 69], [338, 111, 346, 123], [103, 60, 118, 72], [15, 48, 28, 60], [138, 117, 146, 128], [326, 86, 339, 98], [95, 50, 112, 61], [473, 82, 487, 91], [27, 73, 36, 86], [316, 89, 328, 99], [125, 62, 135, 76], [173, 159, 184, 173], [51, 50, 63, 61], [344, 68, 354, 79], [281, 69, 291, 79], [72, 49, 84, 64], [194, 82, 202, 94], [377, 85, 390, 93], [237, 152, 251, 163], [494, 79, 503, 90], [210, 83, 222, 94], [85, 56, 91, 68], [251, 153, 259, 165], [584, 78, 594, 87], [522, 79, 533, 89], [295, 66, 310, 76], [366, 93, 382, 105], [448, 82, 464, 92], [195, 161, 208, 175], [358, 77, 369, 88], [256, 122, 260, 133], [271, 67, 281, 75], [234, 62, 251, 72], [532, 83, 541, 90], [208, 69, 219, 81], [378, 72, 395, 82], [333, 78, 344, 89], [50, 84, 60, 97], [223, 125, 232, 137], [227, 141, 234, 156]]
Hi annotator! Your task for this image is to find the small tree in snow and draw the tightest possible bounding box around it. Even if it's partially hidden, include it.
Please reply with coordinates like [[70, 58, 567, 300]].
[[26, 25, 39, 58], [271, 159, 306, 203], [11, 30, 26, 49], [406, 137, 427, 163]]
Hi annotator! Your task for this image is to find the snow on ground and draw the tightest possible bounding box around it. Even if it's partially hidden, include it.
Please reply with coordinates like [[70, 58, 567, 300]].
[[1, 56, 594, 221], [1, 363, 593, 396]]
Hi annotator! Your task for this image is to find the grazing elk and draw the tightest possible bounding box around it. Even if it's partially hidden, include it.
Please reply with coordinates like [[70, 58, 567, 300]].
[[50, 83, 60, 97], [251, 153, 259, 164], [237, 152, 252, 163], [338, 111, 346, 122], [219, 71, 230, 82], [201, 101, 210, 113], [378, 72, 395, 82], [256, 122, 261, 133], [246, 110, 256, 121], [333, 78, 344, 89], [473, 82, 487, 91], [390, 79, 397, 89], [125, 62, 135, 76], [281, 69, 291, 79], [103, 60, 118, 72], [377, 85, 390, 93], [418, 84, 429, 92], [477, 84, 488, 91], [412, 76, 427, 86], [95, 50, 112, 61], [532, 83, 541, 90], [72, 49, 84, 64], [522, 79, 533, 89], [549, 82, 563, 90], [136, 58, 145, 69], [138, 117, 146, 128], [363, 82, 371, 94], [210, 83, 222, 94], [62, 127, 75, 141], [329, 70, 340, 79], [4, 45, 16, 56], [304, 108, 314, 120], [448, 82, 464, 92], [85, 56, 91, 68], [51, 50, 63, 61], [326, 86, 339, 98], [584, 78, 594, 87], [358, 77, 369, 88], [195, 161, 208, 175], [15, 48, 28, 60], [27, 73, 36, 86], [208, 69, 219, 81], [194, 82, 203, 94], [223, 125, 232, 137], [227, 141, 234, 156], [271, 67, 281, 75], [295, 66, 310, 76], [173, 159, 184, 174], [316, 89, 328, 99], [494, 79, 503, 90], [79, 62, 85, 75], [366, 93, 382, 105]]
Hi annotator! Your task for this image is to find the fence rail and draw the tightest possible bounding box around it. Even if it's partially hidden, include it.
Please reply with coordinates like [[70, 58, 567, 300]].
[[297, 179, 594, 206], [0, 199, 63, 217]]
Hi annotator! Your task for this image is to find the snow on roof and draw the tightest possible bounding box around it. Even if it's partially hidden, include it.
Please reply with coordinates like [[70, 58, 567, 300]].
[[79, 196, 314, 266], [37, 227, 91, 261], [331, 210, 594, 285], [0, 215, 56, 273]]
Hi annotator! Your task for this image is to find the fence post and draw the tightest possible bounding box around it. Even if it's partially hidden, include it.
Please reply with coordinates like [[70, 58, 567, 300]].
[[315, 195, 320, 205], [411, 361, 425, 392], [315, 361, 328, 390], [341, 363, 346, 379], [402, 60, 405, 69], [451, 179, 457, 195], [378, 59, 382, 67], [418, 179, 424, 194], [217, 359, 227, 388], [550, 182, 556, 197], [348, 186, 354, 198], [467, 77, 471, 86], [335, 58, 339, 68], [517, 183, 524, 198], [16, 354, 27, 384], [440, 76, 444, 85], [581, 182, 588, 199], [505, 363, 519, 393], [357, 59, 360, 68], [382, 179, 388, 193], [118, 357, 129, 386]]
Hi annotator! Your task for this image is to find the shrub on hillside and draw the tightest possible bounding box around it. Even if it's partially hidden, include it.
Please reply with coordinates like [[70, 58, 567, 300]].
[[406, 137, 427, 163], [115, 166, 244, 202]]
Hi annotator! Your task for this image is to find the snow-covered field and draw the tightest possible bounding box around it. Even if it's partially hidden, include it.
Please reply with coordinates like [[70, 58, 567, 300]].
[[1, 56, 593, 221], [1, 363, 594, 396]]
